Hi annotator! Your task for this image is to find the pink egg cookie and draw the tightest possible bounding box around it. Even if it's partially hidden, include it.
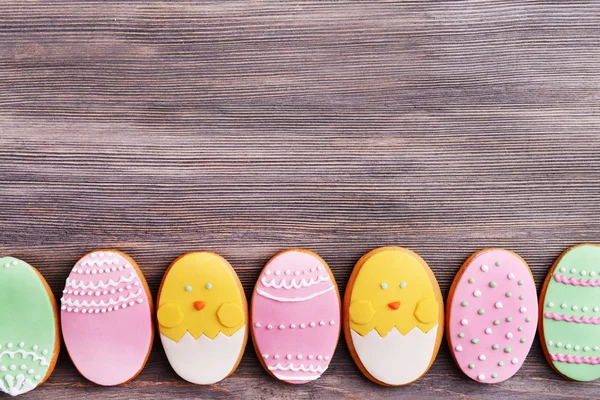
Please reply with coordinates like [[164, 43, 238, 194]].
[[447, 249, 538, 383], [251, 249, 341, 384], [61, 250, 154, 386]]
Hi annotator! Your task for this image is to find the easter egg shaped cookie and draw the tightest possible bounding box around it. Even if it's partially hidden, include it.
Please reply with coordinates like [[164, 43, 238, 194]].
[[157, 252, 248, 384], [60, 250, 154, 386], [540, 244, 600, 381], [447, 249, 538, 383], [0, 257, 60, 396], [251, 249, 341, 384], [343, 247, 443, 386]]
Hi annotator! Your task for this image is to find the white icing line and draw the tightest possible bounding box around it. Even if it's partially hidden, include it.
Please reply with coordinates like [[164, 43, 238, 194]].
[[261, 275, 330, 290], [61, 289, 143, 307], [268, 363, 326, 373], [80, 258, 119, 267], [257, 286, 334, 302], [273, 373, 321, 381], [0, 374, 36, 396], [0, 350, 49, 366], [66, 272, 137, 290]]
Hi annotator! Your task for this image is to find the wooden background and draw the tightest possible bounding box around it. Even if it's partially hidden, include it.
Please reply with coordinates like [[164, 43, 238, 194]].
[[1, 0, 600, 398]]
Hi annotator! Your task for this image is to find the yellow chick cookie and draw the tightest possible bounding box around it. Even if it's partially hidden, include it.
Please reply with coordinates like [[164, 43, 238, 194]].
[[157, 251, 248, 385], [344, 246, 444, 386], [157, 252, 247, 341]]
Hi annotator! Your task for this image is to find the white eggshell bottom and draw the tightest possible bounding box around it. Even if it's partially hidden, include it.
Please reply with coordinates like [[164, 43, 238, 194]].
[[160, 326, 246, 385], [0, 373, 36, 397], [351, 325, 438, 385]]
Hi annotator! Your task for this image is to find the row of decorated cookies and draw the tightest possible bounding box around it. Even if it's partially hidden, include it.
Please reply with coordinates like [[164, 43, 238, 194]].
[[1, 245, 598, 396]]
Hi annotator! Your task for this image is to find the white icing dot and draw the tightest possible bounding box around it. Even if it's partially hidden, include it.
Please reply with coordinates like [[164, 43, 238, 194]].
[[125, 264, 131, 269], [126, 285, 132, 290], [559, 267, 565, 273], [319, 321, 325, 326], [473, 290, 482, 297], [575, 346, 581, 351], [108, 307, 113, 312], [129, 301, 134, 307], [318, 266, 324, 271], [461, 319, 469, 326], [308, 355, 314, 360], [265, 270, 271, 275], [519, 306, 527, 314], [591, 271, 597, 277], [111, 267, 117, 272], [594, 346, 600, 351], [92, 269, 97, 274], [481, 265, 489, 272], [581, 270, 587, 276], [85, 270, 90, 275], [566, 344, 572, 349], [72, 267, 78, 272], [95, 291, 101, 296], [584, 346, 590, 352], [318, 355, 323, 360], [0, 366, 5, 372], [74, 308, 79, 313], [506, 332, 513, 339], [118, 288, 124, 292], [547, 302, 554, 308], [18, 342, 24, 348], [263, 354, 269, 359], [61, 305, 67, 311], [274, 355, 279, 359], [10, 365, 16, 371], [99, 269, 104, 273], [82, 309, 87, 313], [294, 271, 300, 276], [285, 270, 291, 275], [28, 369, 34, 375], [255, 322, 261, 328], [300, 324, 306, 329], [103, 291, 108, 295], [290, 324, 296, 329], [485, 328, 492, 335], [311, 268, 316, 272], [67, 308, 72, 312], [297, 355, 303, 360], [325, 356, 330, 361], [595, 307, 600, 312], [267, 325, 273, 330], [310, 322, 316, 327], [548, 340, 553, 346], [34, 375, 41, 381], [101, 309, 106, 313], [279, 325, 285, 330], [508, 273, 515, 280], [20, 365, 26, 371], [479, 354, 486, 361], [98, 252, 104, 257], [571, 268, 576, 274], [87, 291, 93, 296], [77, 269, 83, 274], [119, 304, 125, 309], [495, 302, 503, 309], [330, 320, 335, 325], [275, 270, 281, 276], [572, 305, 578, 311], [286, 354, 292, 360], [583, 306, 589, 312], [478, 374, 485, 381], [455, 346, 463, 352], [110, 289, 116, 294], [561, 303, 567, 309], [511, 357, 518, 365]]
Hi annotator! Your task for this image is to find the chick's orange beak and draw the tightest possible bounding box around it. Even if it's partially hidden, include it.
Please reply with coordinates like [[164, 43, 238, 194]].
[[194, 301, 206, 311], [388, 301, 401, 310]]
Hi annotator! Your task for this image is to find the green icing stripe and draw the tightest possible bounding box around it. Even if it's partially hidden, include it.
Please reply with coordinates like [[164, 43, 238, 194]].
[[543, 245, 600, 382], [0, 257, 57, 396]]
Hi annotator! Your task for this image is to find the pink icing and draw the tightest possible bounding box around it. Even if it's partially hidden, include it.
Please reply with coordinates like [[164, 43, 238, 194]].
[[251, 250, 340, 384], [448, 249, 538, 383], [551, 353, 600, 365], [61, 251, 153, 386], [544, 313, 600, 325], [553, 274, 600, 287]]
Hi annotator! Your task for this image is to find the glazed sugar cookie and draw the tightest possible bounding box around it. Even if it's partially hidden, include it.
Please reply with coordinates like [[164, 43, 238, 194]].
[[540, 244, 600, 381], [343, 247, 444, 386], [447, 249, 538, 383], [157, 252, 248, 384], [251, 249, 341, 384], [0, 257, 60, 396], [60, 250, 154, 386]]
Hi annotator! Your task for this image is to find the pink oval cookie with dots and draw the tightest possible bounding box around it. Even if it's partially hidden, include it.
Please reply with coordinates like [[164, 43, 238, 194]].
[[447, 249, 538, 383], [60, 250, 154, 386], [251, 249, 341, 384]]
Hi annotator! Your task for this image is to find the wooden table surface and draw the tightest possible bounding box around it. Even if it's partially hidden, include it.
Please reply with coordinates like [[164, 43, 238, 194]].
[[1, 1, 600, 398]]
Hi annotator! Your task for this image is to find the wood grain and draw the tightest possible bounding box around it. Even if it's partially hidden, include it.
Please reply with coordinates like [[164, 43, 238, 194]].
[[1, 0, 600, 398]]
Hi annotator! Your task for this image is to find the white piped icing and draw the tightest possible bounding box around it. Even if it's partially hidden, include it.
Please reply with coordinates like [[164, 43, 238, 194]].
[[268, 363, 326, 373], [66, 272, 137, 290], [61, 289, 143, 308], [260, 275, 330, 290]]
